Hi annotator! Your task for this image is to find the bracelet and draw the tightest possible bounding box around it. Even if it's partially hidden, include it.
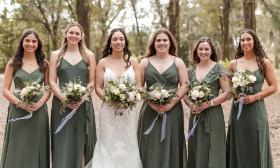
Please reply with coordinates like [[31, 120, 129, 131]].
[[210, 100, 214, 107]]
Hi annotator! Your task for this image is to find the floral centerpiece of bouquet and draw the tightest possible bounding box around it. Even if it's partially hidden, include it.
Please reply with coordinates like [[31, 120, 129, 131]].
[[61, 79, 88, 107], [104, 79, 142, 114], [142, 83, 177, 105], [15, 79, 43, 105], [188, 81, 214, 106], [230, 70, 257, 97]]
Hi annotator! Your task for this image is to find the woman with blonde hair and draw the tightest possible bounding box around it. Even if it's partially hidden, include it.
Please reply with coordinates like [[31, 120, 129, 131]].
[[49, 22, 97, 168]]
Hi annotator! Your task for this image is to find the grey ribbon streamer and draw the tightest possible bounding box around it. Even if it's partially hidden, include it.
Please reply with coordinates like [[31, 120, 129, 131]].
[[234, 96, 245, 120], [54, 109, 76, 134], [9, 113, 33, 122], [144, 112, 167, 142], [187, 115, 200, 140]]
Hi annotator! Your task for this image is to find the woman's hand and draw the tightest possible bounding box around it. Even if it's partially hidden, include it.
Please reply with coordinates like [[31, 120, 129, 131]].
[[243, 95, 257, 104], [28, 100, 44, 112], [148, 102, 165, 113]]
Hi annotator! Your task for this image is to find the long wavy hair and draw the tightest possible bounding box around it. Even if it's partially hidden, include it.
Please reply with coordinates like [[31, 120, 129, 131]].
[[11, 29, 47, 73], [56, 22, 89, 66], [145, 28, 177, 57], [192, 37, 218, 64], [235, 29, 267, 72], [102, 28, 131, 68]]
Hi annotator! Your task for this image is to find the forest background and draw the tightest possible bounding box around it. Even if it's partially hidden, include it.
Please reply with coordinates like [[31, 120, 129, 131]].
[[0, 0, 279, 68]]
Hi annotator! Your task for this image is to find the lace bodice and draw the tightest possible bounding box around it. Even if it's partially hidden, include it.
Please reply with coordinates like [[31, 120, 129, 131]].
[[104, 66, 135, 84]]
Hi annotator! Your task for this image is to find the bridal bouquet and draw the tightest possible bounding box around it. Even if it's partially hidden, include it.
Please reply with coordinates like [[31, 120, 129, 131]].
[[61, 79, 88, 111], [142, 83, 177, 105], [104, 79, 142, 111], [230, 70, 257, 97], [188, 82, 214, 106], [15, 79, 43, 105]]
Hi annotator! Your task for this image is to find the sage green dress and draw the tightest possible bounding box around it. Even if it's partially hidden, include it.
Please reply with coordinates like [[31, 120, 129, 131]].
[[226, 69, 273, 168], [0, 68, 49, 168], [51, 58, 96, 168], [187, 64, 227, 168], [138, 60, 187, 168]]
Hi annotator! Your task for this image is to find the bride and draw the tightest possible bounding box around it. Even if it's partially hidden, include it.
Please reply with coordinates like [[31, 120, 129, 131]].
[[87, 28, 142, 168]]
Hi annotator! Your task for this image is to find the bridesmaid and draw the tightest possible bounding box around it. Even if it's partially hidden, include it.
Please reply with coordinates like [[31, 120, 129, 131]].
[[184, 37, 230, 168], [1, 29, 50, 168], [138, 28, 188, 168], [226, 29, 277, 168], [49, 22, 97, 168]]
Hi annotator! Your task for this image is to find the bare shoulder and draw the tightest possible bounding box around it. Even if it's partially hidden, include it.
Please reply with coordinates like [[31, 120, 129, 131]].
[[85, 49, 95, 58], [174, 57, 186, 67], [140, 57, 149, 67], [228, 59, 237, 71], [130, 57, 139, 66], [50, 50, 60, 61]]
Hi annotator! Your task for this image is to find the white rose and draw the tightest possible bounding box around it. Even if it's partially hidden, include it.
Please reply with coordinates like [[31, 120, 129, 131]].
[[150, 90, 161, 99], [161, 89, 169, 98], [136, 92, 142, 101], [239, 80, 245, 87], [233, 83, 239, 88], [127, 92, 135, 102], [198, 91, 205, 98], [20, 88, 29, 97], [78, 85, 86, 92], [119, 83, 126, 90], [232, 76, 238, 84], [191, 90, 200, 100], [248, 75, 256, 83], [110, 86, 120, 95], [120, 94, 126, 101]]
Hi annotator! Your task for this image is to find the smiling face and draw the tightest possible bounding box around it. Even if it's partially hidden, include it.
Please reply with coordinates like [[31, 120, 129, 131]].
[[111, 31, 125, 53], [240, 32, 254, 53], [65, 26, 82, 45], [197, 41, 212, 62], [154, 33, 170, 54], [22, 34, 38, 53]]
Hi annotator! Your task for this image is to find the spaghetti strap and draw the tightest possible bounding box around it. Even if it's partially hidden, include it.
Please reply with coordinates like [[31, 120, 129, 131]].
[[234, 59, 238, 71]]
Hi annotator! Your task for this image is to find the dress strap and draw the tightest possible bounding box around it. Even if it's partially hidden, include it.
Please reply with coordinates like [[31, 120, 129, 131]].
[[234, 59, 238, 71]]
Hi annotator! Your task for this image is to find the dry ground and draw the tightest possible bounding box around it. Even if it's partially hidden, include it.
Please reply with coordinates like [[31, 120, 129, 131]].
[[0, 70, 279, 167]]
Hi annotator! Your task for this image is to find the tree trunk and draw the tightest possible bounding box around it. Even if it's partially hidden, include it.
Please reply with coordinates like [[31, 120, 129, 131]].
[[221, 0, 231, 60], [155, 0, 167, 28], [130, 0, 143, 55], [76, 0, 91, 47], [168, 0, 180, 56], [243, 0, 256, 31]]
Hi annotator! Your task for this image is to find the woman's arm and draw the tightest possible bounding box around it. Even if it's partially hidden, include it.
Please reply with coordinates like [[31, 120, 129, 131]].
[[95, 59, 106, 101], [244, 58, 278, 104], [86, 50, 96, 93], [49, 51, 65, 102]]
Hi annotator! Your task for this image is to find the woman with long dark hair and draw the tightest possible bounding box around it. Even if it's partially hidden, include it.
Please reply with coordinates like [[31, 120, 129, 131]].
[[49, 22, 96, 168], [137, 28, 188, 168], [1, 29, 50, 168], [185, 37, 230, 168], [226, 29, 277, 168], [87, 28, 142, 168]]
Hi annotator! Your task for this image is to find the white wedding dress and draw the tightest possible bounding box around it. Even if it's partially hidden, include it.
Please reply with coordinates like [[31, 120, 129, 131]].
[[86, 66, 142, 168]]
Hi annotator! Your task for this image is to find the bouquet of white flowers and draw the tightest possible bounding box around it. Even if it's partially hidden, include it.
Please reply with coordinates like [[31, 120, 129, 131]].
[[188, 82, 214, 106], [15, 79, 42, 105], [142, 83, 177, 105], [230, 70, 257, 120], [230, 70, 257, 97], [104, 79, 142, 113], [61, 80, 88, 106]]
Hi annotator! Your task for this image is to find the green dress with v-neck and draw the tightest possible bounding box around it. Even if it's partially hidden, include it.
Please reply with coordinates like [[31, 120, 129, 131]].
[[226, 69, 273, 168], [1, 68, 50, 168], [51, 58, 96, 168], [187, 63, 227, 168], [137, 60, 187, 168]]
